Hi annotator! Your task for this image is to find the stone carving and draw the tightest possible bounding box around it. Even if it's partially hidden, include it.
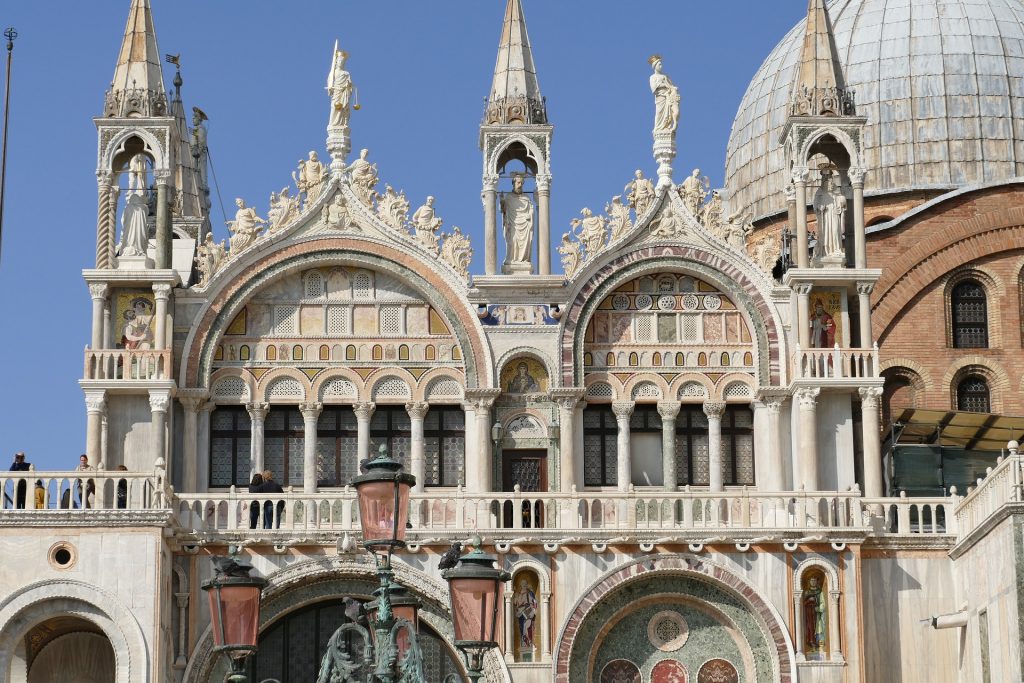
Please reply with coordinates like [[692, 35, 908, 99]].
[[267, 187, 298, 233], [606, 196, 632, 242], [227, 198, 267, 252], [321, 193, 352, 231], [439, 227, 473, 279], [326, 44, 355, 129], [558, 233, 583, 278], [293, 151, 328, 207], [650, 55, 680, 134], [127, 153, 148, 194], [700, 190, 724, 234], [501, 173, 535, 271], [749, 238, 781, 275], [375, 185, 410, 231], [194, 233, 226, 287], [723, 210, 754, 250], [118, 154, 151, 259], [571, 208, 608, 259], [679, 168, 709, 216], [813, 169, 847, 265], [649, 205, 685, 239], [626, 170, 656, 217], [411, 196, 443, 254], [348, 148, 379, 205]]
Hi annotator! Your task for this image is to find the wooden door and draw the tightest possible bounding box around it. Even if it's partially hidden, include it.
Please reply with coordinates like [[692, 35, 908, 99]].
[[501, 449, 547, 528]]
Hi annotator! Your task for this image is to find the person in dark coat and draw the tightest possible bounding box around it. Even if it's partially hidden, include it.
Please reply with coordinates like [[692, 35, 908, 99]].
[[115, 465, 129, 509], [248, 473, 263, 529], [9, 452, 30, 509], [259, 469, 285, 529]]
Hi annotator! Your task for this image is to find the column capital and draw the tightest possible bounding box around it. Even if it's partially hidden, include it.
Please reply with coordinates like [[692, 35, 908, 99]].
[[611, 401, 635, 419], [794, 387, 821, 408], [96, 170, 115, 186], [702, 401, 726, 419], [550, 388, 586, 411], [245, 402, 270, 421], [858, 386, 884, 407], [791, 167, 809, 185], [848, 166, 865, 186], [405, 401, 430, 420], [536, 174, 552, 192], [482, 174, 500, 190], [299, 402, 324, 419], [353, 402, 376, 421], [152, 283, 173, 299], [154, 168, 173, 184], [794, 282, 814, 296], [88, 283, 109, 300], [657, 401, 682, 419], [465, 388, 500, 411], [148, 390, 171, 413], [761, 395, 786, 414], [856, 281, 875, 296], [84, 389, 107, 415]]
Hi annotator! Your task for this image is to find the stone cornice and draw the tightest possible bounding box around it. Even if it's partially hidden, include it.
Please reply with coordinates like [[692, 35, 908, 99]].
[[0, 510, 173, 528]]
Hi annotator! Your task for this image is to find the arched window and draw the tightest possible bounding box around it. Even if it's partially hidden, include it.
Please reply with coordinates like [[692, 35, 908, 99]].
[[957, 375, 990, 412], [952, 280, 988, 348]]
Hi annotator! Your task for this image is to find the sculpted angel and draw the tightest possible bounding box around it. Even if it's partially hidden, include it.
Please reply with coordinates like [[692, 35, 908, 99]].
[[227, 198, 267, 252], [268, 187, 298, 232]]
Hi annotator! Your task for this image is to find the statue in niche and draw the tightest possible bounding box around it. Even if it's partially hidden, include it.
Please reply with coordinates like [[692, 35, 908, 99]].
[[268, 187, 298, 232], [606, 195, 632, 242], [127, 153, 148, 194], [411, 196, 443, 253], [571, 208, 608, 258], [813, 169, 847, 264], [440, 227, 473, 279], [227, 198, 267, 252], [194, 233, 226, 287], [513, 576, 539, 654], [118, 154, 152, 258], [625, 169, 656, 217], [802, 573, 828, 657], [649, 55, 680, 134], [326, 45, 356, 129], [293, 151, 328, 206], [349, 148, 379, 205], [680, 168, 709, 216], [322, 193, 351, 231], [501, 173, 535, 270]]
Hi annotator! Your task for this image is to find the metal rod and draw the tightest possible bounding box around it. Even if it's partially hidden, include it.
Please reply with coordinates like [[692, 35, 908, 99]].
[[0, 27, 17, 266]]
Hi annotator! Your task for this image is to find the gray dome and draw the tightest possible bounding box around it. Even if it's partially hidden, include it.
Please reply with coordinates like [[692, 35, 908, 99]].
[[725, 0, 1024, 220]]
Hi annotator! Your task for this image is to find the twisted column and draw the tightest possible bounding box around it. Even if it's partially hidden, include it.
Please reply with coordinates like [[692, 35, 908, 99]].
[[96, 172, 116, 268]]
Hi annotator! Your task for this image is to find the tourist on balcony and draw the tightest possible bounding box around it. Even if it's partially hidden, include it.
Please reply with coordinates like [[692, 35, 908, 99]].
[[33, 477, 45, 509], [248, 473, 264, 529], [259, 469, 285, 529], [75, 454, 95, 509], [115, 465, 129, 509], [9, 452, 30, 509]]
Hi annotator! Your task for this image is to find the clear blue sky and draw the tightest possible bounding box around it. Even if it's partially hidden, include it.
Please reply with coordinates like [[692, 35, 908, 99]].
[[0, 1, 805, 470]]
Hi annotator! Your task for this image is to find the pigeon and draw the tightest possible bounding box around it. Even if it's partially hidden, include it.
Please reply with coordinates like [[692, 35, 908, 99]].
[[212, 556, 251, 578], [437, 542, 463, 570], [342, 596, 366, 624]]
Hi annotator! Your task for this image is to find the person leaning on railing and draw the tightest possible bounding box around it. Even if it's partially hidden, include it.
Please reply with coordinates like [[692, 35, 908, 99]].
[[258, 470, 284, 529], [115, 465, 129, 509], [9, 452, 30, 509], [248, 473, 264, 529]]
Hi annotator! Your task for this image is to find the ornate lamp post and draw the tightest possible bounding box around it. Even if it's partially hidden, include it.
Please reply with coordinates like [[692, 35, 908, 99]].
[[201, 556, 267, 683], [442, 542, 511, 682]]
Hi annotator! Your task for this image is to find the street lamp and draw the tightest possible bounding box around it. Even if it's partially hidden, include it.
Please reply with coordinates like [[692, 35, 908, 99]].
[[201, 555, 267, 683], [442, 542, 511, 682]]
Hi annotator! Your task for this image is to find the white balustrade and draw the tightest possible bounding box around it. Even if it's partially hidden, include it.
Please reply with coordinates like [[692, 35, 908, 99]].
[[83, 348, 172, 381], [859, 494, 958, 535], [0, 470, 163, 511], [794, 344, 879, 380], [954, 453, 1023, 539]]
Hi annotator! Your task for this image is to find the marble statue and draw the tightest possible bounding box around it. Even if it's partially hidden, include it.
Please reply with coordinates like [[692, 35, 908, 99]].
[[376, 185, 410, 231], [293, 151, 327, 206], [501, 174, 535, 269], [268, 187, 298, 232], [349, 148, 379, 205], [557, 232, 583, 278], [411, 196, 443, 253], [118, 192, 150, 258], [813, 170, 847, 263], [227, 198, 267, 252], [194, 233, 226, 287], [649, 205, 684, 239], [321, 193, 351, 231], [440, 227, 473, 279], [625, 169, 656, 217], [326, 44, 355, 129], [605, 195, 632, 242], [571, 208, 608, 259], [649, 55, 680, 134], [680, 168, 709, 216], [723, 210, 753, 250], [700, 190, 724, 234], [127, 153, 148, 195]]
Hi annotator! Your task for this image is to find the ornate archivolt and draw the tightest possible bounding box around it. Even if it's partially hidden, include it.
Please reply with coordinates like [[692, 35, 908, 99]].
[[581, 371, 742, 403]]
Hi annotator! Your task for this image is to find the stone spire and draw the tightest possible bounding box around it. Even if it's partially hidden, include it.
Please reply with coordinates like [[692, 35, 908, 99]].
[[485, 0, 546, 125], [103, 0, 168, 118], [790, 0, 854, 117]]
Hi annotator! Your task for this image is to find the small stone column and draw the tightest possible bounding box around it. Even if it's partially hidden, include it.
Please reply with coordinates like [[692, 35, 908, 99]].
[[540, 591, 552, 661], [796, 283, 812, 350], [537, 174, 552, 275], [149, 390, 171, 466], [300, 402, 323, 492], [196, 401, 215, 490], [793, 590, 806, 661], [462, 401, 477, 489], [553, 391, 585, 493], [658, 402, 681, 490], [89, 283, 108, 350], [851, 167, 866, 269], [860, 387, 884, 498], [483, 175, 499, 275], [795, 388, 821, 490], [704, 401, 726, 492], [84, 390, 107, 466], [856, 281, 874, 349], [246, 402, 270, 478], [503, 590, 514, 664], [152, 283, 172, 350], [793, 168, 809, 268], [828, 590, 844, 662], [468, 394, 497, 493], [95, 171, 117, 269], [103, 296, 113, 349], [180, 392, 209, 491], [354, 402, 376, 463], [612, 401, 635, 492], [406, 402, 429, 492], [155, 170, 172, 269], [761, 396, 786, 491]]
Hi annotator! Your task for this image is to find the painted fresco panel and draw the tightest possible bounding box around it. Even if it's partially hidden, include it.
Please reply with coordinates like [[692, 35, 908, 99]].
[[501, 358, 549, 394], [114, 289, 155, 349], [809, 289, 843, 349]]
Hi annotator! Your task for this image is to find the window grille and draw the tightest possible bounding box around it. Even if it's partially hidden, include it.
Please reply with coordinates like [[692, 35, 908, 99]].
[[957, 375, 991, 412], [952, 280, 988, 348]]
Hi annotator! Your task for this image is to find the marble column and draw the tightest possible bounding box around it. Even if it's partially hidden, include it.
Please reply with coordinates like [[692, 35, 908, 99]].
[[153, 283, 172, 350], [300, 402, 323, 492], [704, 401, 726, 492], [857, 282, 874, 349], [537, 175, 552, 275], [503, 591, 514, 664], [793, 168, 809, 269], [828, 590, 844, 662], [149, 390, 171, 467], [462, 401, 477, 489], [851, 166, 866, 269], [612, 401, 635, 492], [540, 591, 552, 661], [793, 590, 807, 661], [246, 402, 269, 478], [95, 171, 117, 269], [89, 283, 108, 350], [155, 171, 172, 270], [760, 396, 786, 491], [796, 283, 812, 350], [103, 296, 113, 349], [860, 387, 884, 498], [354, 402, 376, 463], [84, 390, 107, 466], [196, 402, 215, 491], [795, 388, 821, 490], [406, 402, 429, 492], [554, 391, 585, 492], [180, 393, 209, 492], [472, 396, 496, 493], [483, 175, 498, 275], [658, 401, 681, 490]]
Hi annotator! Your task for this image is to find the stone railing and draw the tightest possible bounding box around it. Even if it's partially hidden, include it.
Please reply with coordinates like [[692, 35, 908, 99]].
[[83, 348, 173, 381], [794, 344, 879, 381], [955, 452, 1023, 539], [860, 493, 958, 536], [0, 470, 165, 511]]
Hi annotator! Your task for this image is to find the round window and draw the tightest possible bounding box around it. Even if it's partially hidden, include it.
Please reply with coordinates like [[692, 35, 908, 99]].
[[48, 542, 77, 570]]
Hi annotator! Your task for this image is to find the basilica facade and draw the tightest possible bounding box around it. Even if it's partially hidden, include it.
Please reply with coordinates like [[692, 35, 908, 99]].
[[1, 0, 1024, 682]]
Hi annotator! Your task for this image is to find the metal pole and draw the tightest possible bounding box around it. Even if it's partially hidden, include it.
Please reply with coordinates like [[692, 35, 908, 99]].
[[0, 27, 17, 266]]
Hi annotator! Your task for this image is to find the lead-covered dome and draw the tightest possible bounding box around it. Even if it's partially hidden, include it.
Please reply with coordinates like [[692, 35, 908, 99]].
[[726, 0, 1024, 220]]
